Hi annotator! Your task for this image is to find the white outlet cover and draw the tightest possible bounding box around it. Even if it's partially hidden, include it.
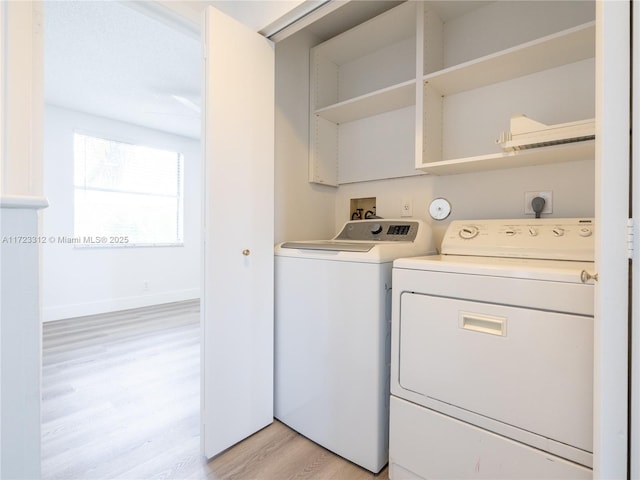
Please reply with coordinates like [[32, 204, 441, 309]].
[[524, 191, 553, 215], [401, 198, 413, 217]]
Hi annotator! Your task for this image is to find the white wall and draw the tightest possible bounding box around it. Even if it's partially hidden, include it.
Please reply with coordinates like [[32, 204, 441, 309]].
[[41, 105, 201, 321], [335, 159, 595, 247], [274, 5, 596, 246], [274, 29, 337, 243], [0, 2, 44, 477]]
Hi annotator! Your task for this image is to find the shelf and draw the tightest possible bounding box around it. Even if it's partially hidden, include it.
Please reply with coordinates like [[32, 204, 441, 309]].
[[417, 140, 595, 176], [423, 21, 595, 96], [314, 80, 416, 124], [316, 1, 416, 65]]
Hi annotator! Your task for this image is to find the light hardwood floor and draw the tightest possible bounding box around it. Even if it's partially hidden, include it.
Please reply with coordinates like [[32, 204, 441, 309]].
[[41, 300, 389, 480]]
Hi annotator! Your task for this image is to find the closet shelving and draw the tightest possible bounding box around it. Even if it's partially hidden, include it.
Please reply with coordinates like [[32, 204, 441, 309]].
[[314, 79, 416, 125], [308, 1, 596, 183], [422, 22, 595, 96], [309, 1, 418, 186], [418, 18, 596, 175]]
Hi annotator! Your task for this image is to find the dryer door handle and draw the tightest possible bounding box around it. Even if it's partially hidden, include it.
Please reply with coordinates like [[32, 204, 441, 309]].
[[459, 312, 507, 337]]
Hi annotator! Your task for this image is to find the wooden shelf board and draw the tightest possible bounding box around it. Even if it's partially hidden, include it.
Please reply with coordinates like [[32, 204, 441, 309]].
[[424, 22, 595, 96], [315, 80, 416, 124], [417, 140, 595, 175]]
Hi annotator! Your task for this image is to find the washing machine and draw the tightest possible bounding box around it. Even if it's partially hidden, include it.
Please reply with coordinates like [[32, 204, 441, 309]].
[[274, 219, 435, 473], [389, 218, 596, 480]]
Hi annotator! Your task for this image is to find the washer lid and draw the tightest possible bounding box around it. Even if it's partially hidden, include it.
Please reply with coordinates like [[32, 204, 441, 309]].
[[274, 219, 437, 263], [280, 241, 374, 252]]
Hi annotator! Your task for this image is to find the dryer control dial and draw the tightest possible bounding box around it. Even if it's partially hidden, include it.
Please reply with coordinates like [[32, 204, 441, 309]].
[[579, 227, 593, 237], [459, 226, 479, 239], [441, 218, 595, 261], [370, 224, 383, 235]]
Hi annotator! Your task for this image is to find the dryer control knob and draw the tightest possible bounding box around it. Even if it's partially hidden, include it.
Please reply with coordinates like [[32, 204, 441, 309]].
[[528, 227, 538, 237], [370, 224, 383, 235], [579, 227, 593, 237], [459, 226, 479, 239], [552, 227, 565, 237]]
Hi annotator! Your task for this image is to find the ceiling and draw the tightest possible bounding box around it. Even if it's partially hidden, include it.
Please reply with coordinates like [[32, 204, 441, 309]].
[[44, 1, 484, 141], [44, 0, 305, 140]]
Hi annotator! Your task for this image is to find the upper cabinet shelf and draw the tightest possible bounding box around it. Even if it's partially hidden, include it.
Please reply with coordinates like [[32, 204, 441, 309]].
[[309, 1, 419, 186], [313, 1, 417, 68], [314, 80, 416, 124], [417, 1, 596, 175], [419, 140, 595, 176], [423, 22, 595, 96], [308, 1, 596, 184]]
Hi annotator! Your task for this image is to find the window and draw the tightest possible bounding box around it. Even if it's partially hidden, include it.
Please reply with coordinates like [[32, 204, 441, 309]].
[[74, 133, 184, 246]]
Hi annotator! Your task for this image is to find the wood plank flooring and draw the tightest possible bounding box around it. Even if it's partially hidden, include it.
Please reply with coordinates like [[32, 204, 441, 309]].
[[41, 300, 389, 480]]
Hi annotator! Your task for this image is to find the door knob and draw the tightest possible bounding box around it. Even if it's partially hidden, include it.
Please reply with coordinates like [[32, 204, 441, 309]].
[[242, 249, 250, 256]]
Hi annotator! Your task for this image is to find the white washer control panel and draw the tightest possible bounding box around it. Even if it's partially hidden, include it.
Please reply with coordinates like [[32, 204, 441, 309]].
[[442, 218, 594, 261]]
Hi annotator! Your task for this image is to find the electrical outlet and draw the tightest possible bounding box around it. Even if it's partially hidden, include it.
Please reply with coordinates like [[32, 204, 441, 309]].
[[401, 198, 413, 217], [524, 191, 553, 215]]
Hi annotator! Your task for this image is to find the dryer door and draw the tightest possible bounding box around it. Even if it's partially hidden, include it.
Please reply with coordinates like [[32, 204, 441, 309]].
[[398, 291, 593, 453]]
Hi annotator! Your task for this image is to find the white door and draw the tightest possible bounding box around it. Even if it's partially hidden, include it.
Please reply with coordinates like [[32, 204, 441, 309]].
[[595, 1, 631, 478], [632, 3, 640, 478], [201, 6, 274, 459]]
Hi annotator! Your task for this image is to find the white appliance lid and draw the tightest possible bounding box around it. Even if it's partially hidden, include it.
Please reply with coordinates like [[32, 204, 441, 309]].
[[275, 219, 436, 263]]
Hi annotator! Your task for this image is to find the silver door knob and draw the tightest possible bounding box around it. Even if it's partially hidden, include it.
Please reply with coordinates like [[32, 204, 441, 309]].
[[242, 249, 250, 256]]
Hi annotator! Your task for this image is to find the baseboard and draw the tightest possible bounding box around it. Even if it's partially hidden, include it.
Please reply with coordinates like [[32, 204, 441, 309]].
[[42, 289, 201, 322]]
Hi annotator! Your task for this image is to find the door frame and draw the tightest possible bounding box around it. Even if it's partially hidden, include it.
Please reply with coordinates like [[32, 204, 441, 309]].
[[594, 1, 631, 478], [0, 0, 634, 476], [631, 1, 639, 477]]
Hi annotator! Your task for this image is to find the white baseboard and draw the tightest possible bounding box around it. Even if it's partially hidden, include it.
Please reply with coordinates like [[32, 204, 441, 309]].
[[42, 289, 201, 322]]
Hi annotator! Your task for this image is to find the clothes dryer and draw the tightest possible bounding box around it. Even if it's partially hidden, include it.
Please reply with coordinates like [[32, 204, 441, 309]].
[[390, 218, 596, 479]]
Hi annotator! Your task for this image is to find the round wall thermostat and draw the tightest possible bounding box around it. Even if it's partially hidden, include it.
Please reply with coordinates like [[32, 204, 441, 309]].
[[429, 198, 451, 220]]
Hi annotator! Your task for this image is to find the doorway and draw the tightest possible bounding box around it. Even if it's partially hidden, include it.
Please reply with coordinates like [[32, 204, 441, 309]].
[[40, 2, 202, 476]]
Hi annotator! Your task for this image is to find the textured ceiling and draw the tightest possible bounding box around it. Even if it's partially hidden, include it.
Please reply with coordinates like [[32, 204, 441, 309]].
[[43, 1, 487, 140], [45, 1, 478, 141], [44, 1, 305, 140], [45, 1, 202, 139]]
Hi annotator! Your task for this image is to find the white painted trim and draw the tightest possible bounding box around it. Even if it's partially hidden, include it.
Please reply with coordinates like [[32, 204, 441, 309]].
[[1, 1, 5, 193], [42, 289, 200, 322], [0, 0, 4, 472], [260, 0, 330, 40], [267, 0, 341, 42], [631, 1, 640, 478], [594, 1, 630, 477], [0, 195, 48, 209]]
